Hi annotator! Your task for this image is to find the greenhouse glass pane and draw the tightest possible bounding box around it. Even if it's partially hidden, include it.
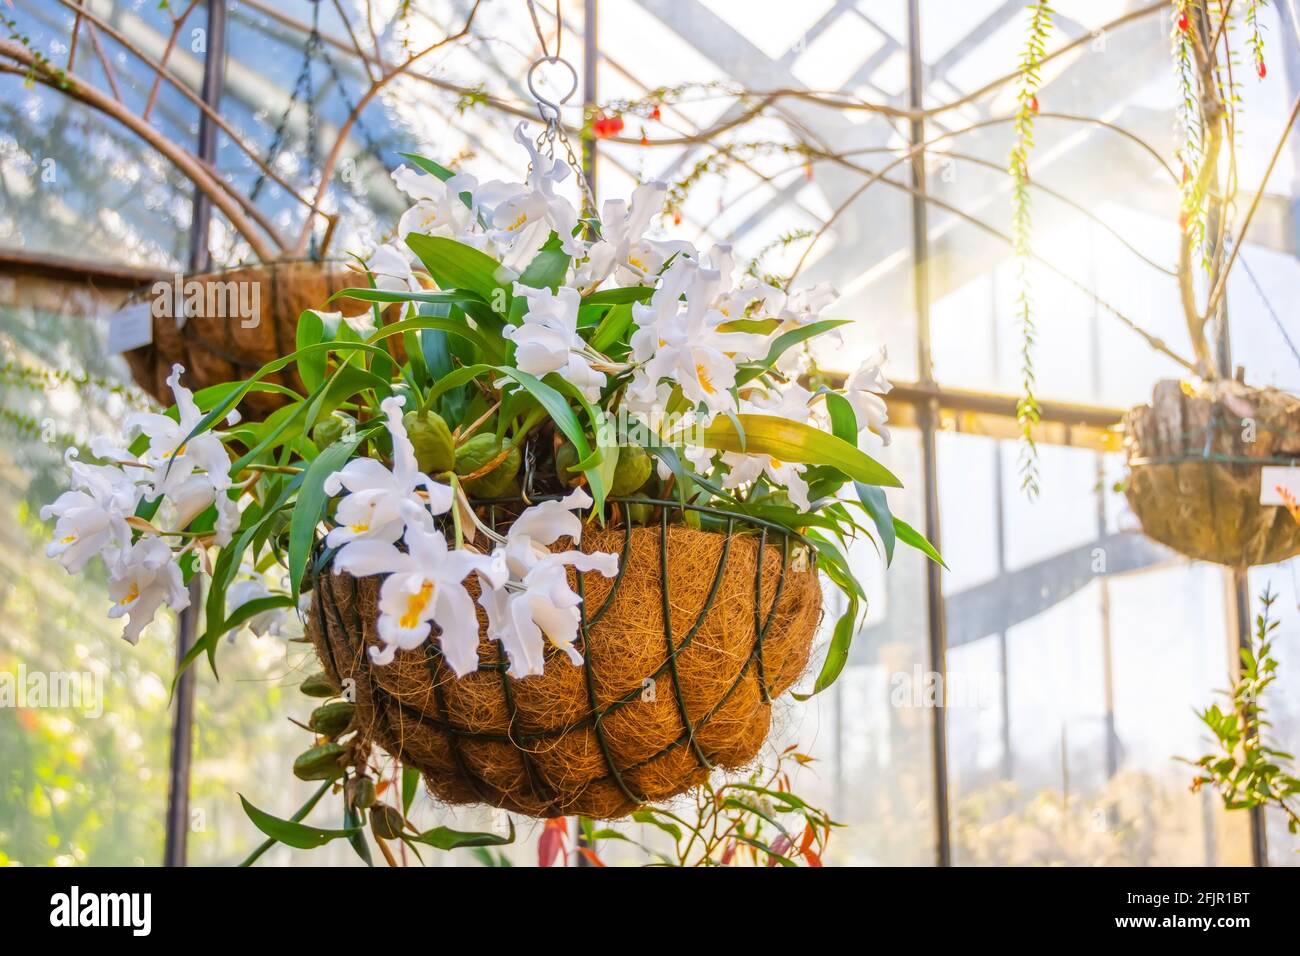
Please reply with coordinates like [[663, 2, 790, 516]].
[[940, 432, 1252, 864]]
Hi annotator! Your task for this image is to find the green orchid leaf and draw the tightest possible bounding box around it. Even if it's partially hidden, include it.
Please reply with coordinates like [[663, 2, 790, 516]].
[[894, 516, 946, 568], [406, 233, 513, 310], [402, 765, 420, 816], [590, 302, 634, 353], [700, 414, 901, 488], [582, 286, 653, 306], [799, 596, 859, 697], [855, 483, 896, 566], [239, 794, 359, 851], [408, 818, 516, 850], [288, 435, 363, 598]]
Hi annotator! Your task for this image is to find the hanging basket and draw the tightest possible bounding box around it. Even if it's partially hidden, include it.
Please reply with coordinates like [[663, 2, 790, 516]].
[[1123, 378, 1300, 567], [307, 506, 823, 819], [122, 259, 367, 417]]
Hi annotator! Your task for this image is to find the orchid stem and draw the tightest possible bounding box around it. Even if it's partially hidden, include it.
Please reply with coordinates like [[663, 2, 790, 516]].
[[511, 406, 549, 448], [449, 474, 464, 549]]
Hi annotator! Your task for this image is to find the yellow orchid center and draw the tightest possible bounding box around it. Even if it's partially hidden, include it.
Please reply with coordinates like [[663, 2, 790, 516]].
[[769, 457, 783, 470], [628, 253, 647, 271], [399, 580, 434, 630], [348, 522, 370, 534], [507, 211, 529, 231], [118, 582, 141, 607], [696, 363, 717, 394], [60, 534, 77, 544]]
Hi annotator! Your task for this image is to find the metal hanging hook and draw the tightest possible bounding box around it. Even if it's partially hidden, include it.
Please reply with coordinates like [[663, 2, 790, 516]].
[[526, 54, 578, 127]]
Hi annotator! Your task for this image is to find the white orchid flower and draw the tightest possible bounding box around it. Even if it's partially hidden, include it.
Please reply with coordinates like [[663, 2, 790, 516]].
[[629, 260, 766, 419], [106, 536, 190, 645], [367, 240, 425, 309], [150, 473, 240, 547], [575, 181, 689, 287], [844, 346, 893, 445], [323, 396, 453, 548], [125, 365, 233, 501], [690, 244, 785, 322], [225, 572, 288, 639], [655, 440, 717, 483], [392, 164, 481, 248], [485, 551, 617, 677], [333, 505, 493, 672], [779, 282, 838, 326], [721, 452, 812, 511], [719, 385, 818, 511], [504, 284, 606, 401], [41, 448, 140, 573], [475, 124, 583, 270], [476, 488, 618, 678]]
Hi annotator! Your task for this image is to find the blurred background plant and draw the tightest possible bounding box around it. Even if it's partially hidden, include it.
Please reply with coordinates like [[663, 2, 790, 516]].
[[1182, 586, 1300, 839]]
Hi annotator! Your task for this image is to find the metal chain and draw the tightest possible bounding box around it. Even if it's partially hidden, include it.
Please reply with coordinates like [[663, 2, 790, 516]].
[[524, 0, 595, 215]]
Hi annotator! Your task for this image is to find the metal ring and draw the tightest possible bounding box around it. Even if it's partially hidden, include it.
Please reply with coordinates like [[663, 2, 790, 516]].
[[526, 55, 578, 124]]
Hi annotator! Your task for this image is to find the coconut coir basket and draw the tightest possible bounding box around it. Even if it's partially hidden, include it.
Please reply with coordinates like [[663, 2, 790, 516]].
[[1124, 378, 1300, 567], [307, 507, 823, 819], [123, 260, 367, 418]]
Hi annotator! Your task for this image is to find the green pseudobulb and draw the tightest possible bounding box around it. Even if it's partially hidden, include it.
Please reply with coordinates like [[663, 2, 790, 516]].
[[554, 441, 581, 484], [610, 444, 652, 496], [455, 433, 522, 498], [310, 413, 353, 450], [403, 409, 455, 475]]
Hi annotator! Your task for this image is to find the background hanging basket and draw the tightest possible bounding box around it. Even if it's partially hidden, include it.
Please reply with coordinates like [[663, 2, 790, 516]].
[[123, 259, 367, 417], [308, 516, 823, 819], [1123, 378, 1300, 567]]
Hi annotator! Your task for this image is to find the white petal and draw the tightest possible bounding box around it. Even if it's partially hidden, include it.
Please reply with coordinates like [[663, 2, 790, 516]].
[[434, 584, 482, 677], [333, 539, 407, 577]]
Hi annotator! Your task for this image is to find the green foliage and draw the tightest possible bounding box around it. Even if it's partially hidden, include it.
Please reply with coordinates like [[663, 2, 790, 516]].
[[1182, 587, 1300, 834], [574, 746, 838, 866]]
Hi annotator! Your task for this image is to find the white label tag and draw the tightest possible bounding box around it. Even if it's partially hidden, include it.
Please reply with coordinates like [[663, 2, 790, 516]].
[[107, 301, 153, 353], [1260, 466, 1300, 505]]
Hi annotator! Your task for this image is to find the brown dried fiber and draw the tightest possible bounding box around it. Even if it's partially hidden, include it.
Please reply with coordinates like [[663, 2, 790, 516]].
[[124, 260, 368, 417], [308, 523, 823, 819], [1124, 378, 1300, 567]]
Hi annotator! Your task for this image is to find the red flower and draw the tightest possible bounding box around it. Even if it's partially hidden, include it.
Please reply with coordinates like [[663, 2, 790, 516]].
[[1177, 11, 1189, 32], [592, 113, 625, 139], [538, 817, 568, 867], [1030, 94, 1039, 114], [650, 104, 662, 121], [1257, 59, 1267, 79]]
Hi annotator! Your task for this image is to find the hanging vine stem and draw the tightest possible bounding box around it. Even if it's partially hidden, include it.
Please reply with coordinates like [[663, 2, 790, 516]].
[[1172, 0, 1225, 380], [1009, 2, 1053, 499]]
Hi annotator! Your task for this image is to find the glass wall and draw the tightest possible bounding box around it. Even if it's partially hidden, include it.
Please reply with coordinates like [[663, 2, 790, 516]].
[[2, 0, 1297, 865]]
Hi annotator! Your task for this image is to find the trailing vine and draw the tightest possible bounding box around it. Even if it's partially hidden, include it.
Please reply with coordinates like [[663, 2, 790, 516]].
[[1009, 2, 1053, 499], [1245, 0, 1268, 79], [0, 11, 72, 90], [1173, 0, 1210, 275]]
